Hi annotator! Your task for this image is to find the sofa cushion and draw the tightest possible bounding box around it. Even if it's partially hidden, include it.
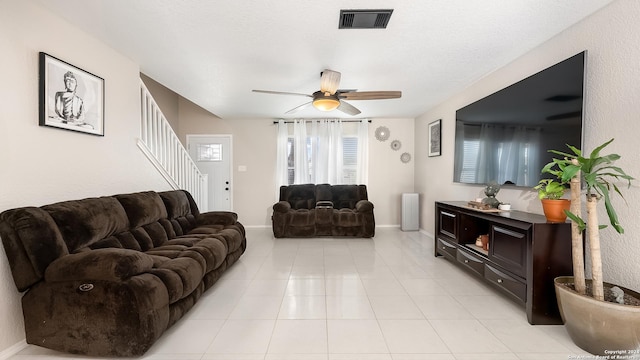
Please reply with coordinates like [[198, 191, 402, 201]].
[[43, 197, 130, 252], [331, 185, 368, 209], [281, 184, 316, 210], [116, 192, 168, 228], [0, 207, 69, 291]]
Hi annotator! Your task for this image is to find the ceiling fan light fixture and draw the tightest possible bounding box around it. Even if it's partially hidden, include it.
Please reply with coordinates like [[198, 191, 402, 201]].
[[313, 97, 340, 111]]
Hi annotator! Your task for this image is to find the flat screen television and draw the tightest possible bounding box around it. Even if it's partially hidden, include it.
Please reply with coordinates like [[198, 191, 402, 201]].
[[453, 51, 585, 188]]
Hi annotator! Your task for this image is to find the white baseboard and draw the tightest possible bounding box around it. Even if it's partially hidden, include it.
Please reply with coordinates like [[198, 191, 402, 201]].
[[0, 340, 27, 360], [243, 225, 270, 229]]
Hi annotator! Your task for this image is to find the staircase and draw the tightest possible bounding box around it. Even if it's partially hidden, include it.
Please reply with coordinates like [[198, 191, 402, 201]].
[[137, 80, 208, 211]]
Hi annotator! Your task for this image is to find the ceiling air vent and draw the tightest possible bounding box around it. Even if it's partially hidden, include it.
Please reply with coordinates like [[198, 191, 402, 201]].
[[339, 9, 393, 29]]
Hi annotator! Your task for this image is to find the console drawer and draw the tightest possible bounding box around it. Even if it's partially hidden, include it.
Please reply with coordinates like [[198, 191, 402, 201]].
[[436, 238, 457, 260], [485, 263, 526, 303], [456, 248, 484, 276]]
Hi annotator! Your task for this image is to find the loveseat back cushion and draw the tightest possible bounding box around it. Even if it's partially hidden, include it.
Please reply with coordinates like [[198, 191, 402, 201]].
[[331, 185, 368, 209], [42, 197, 130, 253], [0, 207, 69, 291], [280, 184, 316, 210]]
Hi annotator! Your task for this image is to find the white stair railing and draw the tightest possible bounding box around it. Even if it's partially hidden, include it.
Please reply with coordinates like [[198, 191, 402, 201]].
[[137, 80, 208, 211]]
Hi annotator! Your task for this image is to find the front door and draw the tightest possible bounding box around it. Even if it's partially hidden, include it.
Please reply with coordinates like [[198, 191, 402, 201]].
[[187, 135, 232, 211]]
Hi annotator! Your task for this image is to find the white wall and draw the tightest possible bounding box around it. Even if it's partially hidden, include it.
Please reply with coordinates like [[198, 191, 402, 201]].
[[0, 2, 172, 354], [415, 0, 640, 291]]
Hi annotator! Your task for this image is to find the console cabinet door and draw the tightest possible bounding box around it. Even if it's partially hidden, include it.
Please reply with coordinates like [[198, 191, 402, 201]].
[[489, 225, 527, 277], [437, 207, 457, 242]]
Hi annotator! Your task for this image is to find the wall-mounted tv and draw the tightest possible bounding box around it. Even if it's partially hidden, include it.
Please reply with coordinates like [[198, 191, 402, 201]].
[[453, 51, 585, 188]]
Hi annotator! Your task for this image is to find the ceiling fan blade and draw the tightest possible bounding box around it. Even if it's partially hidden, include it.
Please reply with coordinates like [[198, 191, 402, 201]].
[[285, 101, 313, 114], [340, 91, 402, 100], [252, 90, 312, 97], [320, 69, 341, 95], [337, 100, 361, 116]]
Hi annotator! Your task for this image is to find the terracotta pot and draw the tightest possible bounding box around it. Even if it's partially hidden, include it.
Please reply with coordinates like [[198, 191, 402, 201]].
[[541, 199, 570, 223], [554, 276, 640, 355]]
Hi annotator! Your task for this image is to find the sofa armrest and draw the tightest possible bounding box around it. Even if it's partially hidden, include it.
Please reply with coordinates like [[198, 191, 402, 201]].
[[196, 211, 238, 226], [45, 248, 155, 283], [273, 201, 291, 213], [355, 200, 374, 213]]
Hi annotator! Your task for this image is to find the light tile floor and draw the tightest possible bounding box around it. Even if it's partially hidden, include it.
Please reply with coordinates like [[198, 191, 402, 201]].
[[9, 227, 595, 360]]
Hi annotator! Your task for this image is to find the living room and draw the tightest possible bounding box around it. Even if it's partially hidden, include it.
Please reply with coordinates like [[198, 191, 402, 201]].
[[1, 0, 639, 358]]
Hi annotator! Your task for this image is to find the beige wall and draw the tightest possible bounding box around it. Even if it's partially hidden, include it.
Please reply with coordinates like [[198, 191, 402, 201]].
[[415, 0, 640, 291], [175, 112, 415, 226], [143, 78, 416, 227], [0, 2, 172, 354], [141, 73, 180, 131]]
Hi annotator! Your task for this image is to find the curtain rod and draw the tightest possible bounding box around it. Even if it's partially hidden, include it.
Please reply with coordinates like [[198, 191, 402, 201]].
[[272, 119, 372, 124]]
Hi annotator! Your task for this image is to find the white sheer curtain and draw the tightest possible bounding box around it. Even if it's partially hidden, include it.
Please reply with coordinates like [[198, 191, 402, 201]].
[[275, 120, 289, 200], [293, 120, 309, 184], [356, 119, 369, 184], [325, 120, 343, 184], [276, 119, 369, 190], [305, 119, 344, 183]]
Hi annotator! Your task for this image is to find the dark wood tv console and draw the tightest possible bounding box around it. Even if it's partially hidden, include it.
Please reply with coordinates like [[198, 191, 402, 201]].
[[434, 201, 572, 325]]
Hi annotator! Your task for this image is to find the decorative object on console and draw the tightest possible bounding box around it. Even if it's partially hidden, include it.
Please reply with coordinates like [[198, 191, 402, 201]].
[[39, 52, 105, 136], [534, 178, 570, 222], [428, 119, 441, 157], [390, 139, 401, 150], [498, 203, 511, 211], [479, 234, 489, 250], [375, 126, 390, 141], [542, 139, 638, 356], [482, 181, 501, 208]]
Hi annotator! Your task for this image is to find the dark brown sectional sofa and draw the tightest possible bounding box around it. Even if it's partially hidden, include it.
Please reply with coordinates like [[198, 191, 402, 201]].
[[272, 184, 375, 238], [0, 190, 246, 357]]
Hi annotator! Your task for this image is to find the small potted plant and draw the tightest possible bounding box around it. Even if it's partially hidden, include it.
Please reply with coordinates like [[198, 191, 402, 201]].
[[534, 178, 570, 222], [541, 139, 638, 355]]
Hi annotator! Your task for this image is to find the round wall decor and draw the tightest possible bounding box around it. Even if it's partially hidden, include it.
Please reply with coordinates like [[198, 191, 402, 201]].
[[400, 152, 412, 163], [375, 126, 390, 142], [390, 140, 402, 151]]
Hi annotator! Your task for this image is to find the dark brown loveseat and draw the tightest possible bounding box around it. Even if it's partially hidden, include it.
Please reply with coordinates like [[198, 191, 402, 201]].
[[0, 190, 246, 357], [272, 184, 375, 238]]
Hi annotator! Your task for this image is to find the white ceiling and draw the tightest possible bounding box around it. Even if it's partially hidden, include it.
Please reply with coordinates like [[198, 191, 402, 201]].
[[33, 0, 614, 119]]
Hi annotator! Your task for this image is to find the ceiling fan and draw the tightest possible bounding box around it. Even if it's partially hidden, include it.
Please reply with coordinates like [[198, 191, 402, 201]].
[[252, 69, 401, 116]]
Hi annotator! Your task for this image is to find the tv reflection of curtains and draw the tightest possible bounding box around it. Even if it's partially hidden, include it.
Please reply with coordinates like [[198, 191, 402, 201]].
[[456, 122, 541, 187]]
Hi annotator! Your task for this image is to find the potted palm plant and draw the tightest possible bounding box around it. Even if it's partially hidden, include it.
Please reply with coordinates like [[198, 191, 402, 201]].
[[541, 139, 638, 355], [534, 178, 570, 222]]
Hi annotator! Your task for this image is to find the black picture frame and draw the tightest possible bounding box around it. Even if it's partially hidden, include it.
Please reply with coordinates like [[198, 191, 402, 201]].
[[39, 52, 104, 136], [428, 119, 441, 157]]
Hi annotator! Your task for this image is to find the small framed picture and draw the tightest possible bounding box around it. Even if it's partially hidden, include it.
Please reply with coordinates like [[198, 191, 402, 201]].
[[39, 52, 105, 136], [428, 119, 442, 157]]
